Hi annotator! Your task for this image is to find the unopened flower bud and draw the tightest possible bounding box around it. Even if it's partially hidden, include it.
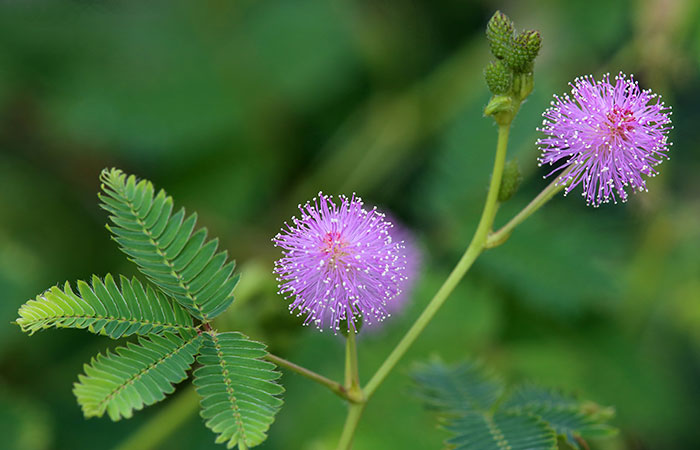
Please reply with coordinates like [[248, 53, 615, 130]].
[[484, 60, 513, 95], [486, 11, 514, 59], [498, 159, 522, 202], [507, 30, 541, 72]]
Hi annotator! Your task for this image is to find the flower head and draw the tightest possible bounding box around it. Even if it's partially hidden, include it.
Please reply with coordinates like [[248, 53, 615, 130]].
[[273, 193, 408, 333], [376, 215, 419, 324], [537, 72, 672, 206]]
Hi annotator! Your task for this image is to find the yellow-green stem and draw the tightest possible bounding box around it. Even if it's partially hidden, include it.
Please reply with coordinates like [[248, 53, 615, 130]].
[[344, 331, 361, 392], [338, 330, 365, 450], [337, 331, 365, 450], [364, 123, 511, 399]]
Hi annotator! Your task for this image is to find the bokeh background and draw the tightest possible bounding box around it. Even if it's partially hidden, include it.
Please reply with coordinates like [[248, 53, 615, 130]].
[[1, 0, 699, 449]]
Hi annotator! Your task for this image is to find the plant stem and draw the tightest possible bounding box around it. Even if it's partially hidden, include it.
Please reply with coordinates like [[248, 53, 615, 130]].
[[338, 330, 366, 450], [265, 353, 350, 401], [485, 170, 570, 248], [344, 331, 361, 393], [364, 123, 511, 399], [337, 331, 365, 450], [336, 402, 366, 450]]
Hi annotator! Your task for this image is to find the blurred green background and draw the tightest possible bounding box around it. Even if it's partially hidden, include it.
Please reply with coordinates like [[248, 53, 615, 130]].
[[1, 0, 699, 449]]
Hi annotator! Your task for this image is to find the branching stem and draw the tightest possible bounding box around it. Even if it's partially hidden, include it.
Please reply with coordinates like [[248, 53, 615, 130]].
[[364, 123, 511, 399], [486, 170, 570, 248], [337, 331, 365, 450]]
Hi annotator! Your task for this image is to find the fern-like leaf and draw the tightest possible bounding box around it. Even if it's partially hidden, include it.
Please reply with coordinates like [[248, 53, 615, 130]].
[[445, 412, 556, 450], [502, 385, 617, 447], [194, 331, 284, 449], [16, 274, 196, 339], [73, 331, 202, 420], [412, 361, 504, 414], [413, 361, 617, 450], [99, 168, 239, 320]]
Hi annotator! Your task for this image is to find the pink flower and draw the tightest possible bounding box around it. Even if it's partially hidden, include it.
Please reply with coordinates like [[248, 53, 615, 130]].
[[273, 193, 408, 333], [537, 73, 672, 206]]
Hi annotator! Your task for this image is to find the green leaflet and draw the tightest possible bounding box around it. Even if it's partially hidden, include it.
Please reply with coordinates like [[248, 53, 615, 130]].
[[16, 274, 196, 339], [99, 168, 239, 321], [194, 331, 284, 449], [445, 412, 556, 450], [412, 361, 616, 450], [14, 168, 285, 448], [502, 385, 618, 448], [412, 361, 504, 414], [74, 331, 202, 421]]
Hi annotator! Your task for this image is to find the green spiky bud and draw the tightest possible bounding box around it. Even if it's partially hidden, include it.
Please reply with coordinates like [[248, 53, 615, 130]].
[[484, 60, 513, 94], [498, 159, 522, 202], [506, 30, 541, 72], [486, 11, 514, 59]]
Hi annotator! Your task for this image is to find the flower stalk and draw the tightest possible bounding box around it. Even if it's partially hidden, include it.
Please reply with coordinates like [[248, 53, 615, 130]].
[[364, 122, 512, 399], [485, 173, 568, 248], [336, 331, 366, 450]]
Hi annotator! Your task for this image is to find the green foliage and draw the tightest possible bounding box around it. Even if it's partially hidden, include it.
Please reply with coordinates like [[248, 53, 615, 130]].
[[73, 331, 202, 421], [194, 331, 284, 449], [413, 361, 617, 450], [99, 168, 240, 321], [16, 274, 196, 339], [445, 412, 556, 450], [15, 168, 284, 448], [502, 385, 618, 446], [412, 361, 504, 413]]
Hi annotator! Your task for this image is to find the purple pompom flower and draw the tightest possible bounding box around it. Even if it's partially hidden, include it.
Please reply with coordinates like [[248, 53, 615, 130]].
[[370, 215, 420, 328], [273, 193, 408, 333], [537, 72, 672, 206]]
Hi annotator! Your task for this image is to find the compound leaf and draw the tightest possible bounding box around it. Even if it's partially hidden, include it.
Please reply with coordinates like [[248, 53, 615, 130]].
[[502, 385, 617, 448], [16, 274, 196, 339], [194, 331, 284, 449], [413, 361, 616, 450], [412, 361, 504, 414], [445, 412, 556, 450], [99, 168, 239, 321], [73, 331, 202, 420]]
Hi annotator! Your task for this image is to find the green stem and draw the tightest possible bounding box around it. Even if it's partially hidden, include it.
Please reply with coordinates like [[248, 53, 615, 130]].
[[265, 353, 350, 401], [112, 386, 200, 450], [364, 123, 511, 399], [344, 331, 361, 392], [337, 331, 365, 450], [485, 169, 571, 249], [336, 402, 366, 450]]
